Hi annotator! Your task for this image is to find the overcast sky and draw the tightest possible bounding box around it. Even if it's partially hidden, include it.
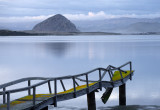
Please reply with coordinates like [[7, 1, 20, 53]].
[[0, 0, 160, 21]]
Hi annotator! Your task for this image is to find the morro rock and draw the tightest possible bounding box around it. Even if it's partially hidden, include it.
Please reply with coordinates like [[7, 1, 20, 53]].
[[32, 14, 79, 32]]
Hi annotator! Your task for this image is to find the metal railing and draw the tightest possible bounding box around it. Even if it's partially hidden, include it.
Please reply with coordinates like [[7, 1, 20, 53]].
[[0, 61, 132, 110]]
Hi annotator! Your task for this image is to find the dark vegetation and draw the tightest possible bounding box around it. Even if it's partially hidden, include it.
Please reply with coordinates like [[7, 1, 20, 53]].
[[1, 30, 160, 36], [0, 30, 122, 36], [0, 30, 37, 36]]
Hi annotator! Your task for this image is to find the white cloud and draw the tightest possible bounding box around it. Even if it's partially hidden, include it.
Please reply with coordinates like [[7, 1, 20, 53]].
[[0, 11, 160, 23], [65, 11, 160, 20], [1, 0, 160, 17], [0, 15, 54, 23], [64, 11, 107, 20]]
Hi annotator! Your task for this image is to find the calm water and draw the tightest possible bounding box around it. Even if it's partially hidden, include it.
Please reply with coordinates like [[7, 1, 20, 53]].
[[0, 35, 160, 109]]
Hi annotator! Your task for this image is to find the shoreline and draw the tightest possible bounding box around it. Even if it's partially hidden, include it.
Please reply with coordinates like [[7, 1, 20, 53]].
[[0, 30, 160, 36]]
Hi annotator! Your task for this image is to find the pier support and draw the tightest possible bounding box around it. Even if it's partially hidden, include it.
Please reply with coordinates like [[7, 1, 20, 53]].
[[41, 106, 48, 110], [119, 84, 126, 105], [87, 91, 96, 110]]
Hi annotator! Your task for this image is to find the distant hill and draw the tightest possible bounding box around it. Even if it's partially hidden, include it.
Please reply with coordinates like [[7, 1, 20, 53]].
[[0, 26, 7, 30], [120, 22, 160, 33], [72, 18, 160, 33], [32, 14, 79, 33], [1, 17, 160, 34]]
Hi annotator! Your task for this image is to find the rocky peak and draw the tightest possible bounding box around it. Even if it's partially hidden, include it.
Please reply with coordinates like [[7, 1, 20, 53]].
[[32, 14, 79, 32]]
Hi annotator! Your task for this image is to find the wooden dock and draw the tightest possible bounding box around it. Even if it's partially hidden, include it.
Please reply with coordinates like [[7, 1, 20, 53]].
[[0, 61, 134, 110]]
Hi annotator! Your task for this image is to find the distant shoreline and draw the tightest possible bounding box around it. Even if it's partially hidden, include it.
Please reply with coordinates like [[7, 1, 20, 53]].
[[0, 30, 160, 36]]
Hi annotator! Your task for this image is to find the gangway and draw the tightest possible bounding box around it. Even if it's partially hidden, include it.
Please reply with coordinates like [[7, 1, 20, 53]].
[[0, 61, 134, 110]]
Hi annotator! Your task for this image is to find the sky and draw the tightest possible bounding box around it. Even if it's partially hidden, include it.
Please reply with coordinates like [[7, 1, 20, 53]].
[[0, 0, 160, 21]]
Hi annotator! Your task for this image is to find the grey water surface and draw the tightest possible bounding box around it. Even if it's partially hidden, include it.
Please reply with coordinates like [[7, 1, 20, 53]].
[[0, 35, 160, 109]]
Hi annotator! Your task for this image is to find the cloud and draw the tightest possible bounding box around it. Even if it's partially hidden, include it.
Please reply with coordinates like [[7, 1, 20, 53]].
[[64, 11, 107, 20], [1, 0, 160, 17], [0, 15, 53, 23], [0, 11, 160, 23], [64, 12, 160, 20]]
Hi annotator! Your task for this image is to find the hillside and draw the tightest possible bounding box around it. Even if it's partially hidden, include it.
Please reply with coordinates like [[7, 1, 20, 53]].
[[1, 17, 160, 34], [32, 14, 79, 33], [122, 22, 160, 33]]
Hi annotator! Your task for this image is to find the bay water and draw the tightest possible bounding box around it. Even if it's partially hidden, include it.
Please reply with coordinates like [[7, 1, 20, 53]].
[[0, 35, 160, 110]]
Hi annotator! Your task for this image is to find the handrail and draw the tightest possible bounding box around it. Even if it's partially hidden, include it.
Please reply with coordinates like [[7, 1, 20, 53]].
[[0, 68, 100, 95], [75, 61, 132, 84], [0, 79, 51, 95], [118, 61, 131, 68], [0, 77, 49, 89], [109, 61, 131, 69], [0, 62, 132, 94], [0, 61, 132, 110], [0, 68, 100, 89], [75, 67, 109, 82]]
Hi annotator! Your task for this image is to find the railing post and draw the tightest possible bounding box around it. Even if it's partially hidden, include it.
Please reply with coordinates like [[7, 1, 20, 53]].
[[41, 106, 48, 110], [28, 80, 31, 95], [110, 69, 114, 77], [99, 69, 102, 91], [130, 62, 132, 80], [60, 80, 66, 91], [72, 76, 76, 98], [48, 81, 52, 94], [75, 80, 79, 86], [119, 69, 124, 83], [54, 79, 57, 107], [3, 87, 6, 104], [108, 69, 114, 87], [130, 61, 132, 72], [119, 84, 126, 106], [33, 87, 36, 106], [86, 74, 89, 93], [87, 91, 96, 110], [7, 92, 10, 110]]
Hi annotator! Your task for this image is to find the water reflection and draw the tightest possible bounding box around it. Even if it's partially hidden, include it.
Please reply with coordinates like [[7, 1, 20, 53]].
[[48, 105, 160, 110], [97, 105, 160, 110], [39, 42, 72, 57]]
